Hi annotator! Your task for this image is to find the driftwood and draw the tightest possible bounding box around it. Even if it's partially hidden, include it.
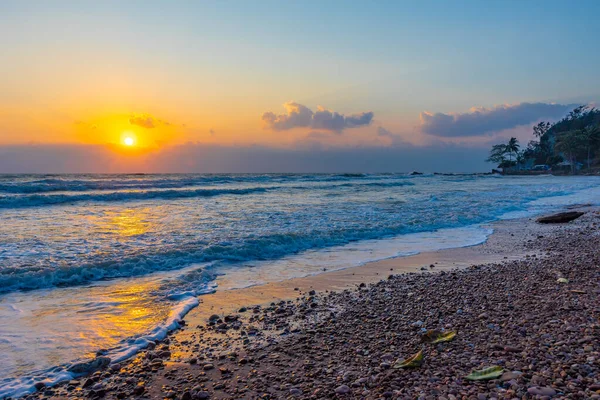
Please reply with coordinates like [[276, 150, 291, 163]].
[[537, 211, 584, 224]]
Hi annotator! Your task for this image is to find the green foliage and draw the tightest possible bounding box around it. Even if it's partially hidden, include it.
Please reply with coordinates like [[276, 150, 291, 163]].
[[487, 106, 600, 173]]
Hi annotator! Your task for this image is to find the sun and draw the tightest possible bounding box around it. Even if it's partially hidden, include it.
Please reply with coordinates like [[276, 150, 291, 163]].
[[120, 131, 137, 147]]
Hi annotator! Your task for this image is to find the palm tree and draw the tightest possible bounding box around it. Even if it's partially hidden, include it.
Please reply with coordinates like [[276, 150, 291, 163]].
[[505, 137, 520, 163], [486, 144, 507, 165]]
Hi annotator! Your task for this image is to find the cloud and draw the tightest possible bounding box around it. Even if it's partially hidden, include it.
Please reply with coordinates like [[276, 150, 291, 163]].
[[262, 102, 373, 132], [419, 102, 576, 137], [129, 113, 170, 129]]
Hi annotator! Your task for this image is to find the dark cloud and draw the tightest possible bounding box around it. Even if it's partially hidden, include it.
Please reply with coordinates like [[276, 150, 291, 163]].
[[262, 102, 373, 132], [419, 102, 576, 137], [129, 113, 170, 129], [0, 144, 119, 173]]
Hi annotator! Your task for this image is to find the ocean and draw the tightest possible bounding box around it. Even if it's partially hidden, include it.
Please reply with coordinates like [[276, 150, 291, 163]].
[[1, 173, 599, 397]]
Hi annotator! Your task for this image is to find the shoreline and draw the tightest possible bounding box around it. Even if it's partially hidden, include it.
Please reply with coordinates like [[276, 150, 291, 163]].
[[21, 205, 600, 399]]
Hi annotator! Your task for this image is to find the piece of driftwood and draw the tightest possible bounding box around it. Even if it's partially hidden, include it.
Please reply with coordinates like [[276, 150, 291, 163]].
[[537, 211, 584, 224]]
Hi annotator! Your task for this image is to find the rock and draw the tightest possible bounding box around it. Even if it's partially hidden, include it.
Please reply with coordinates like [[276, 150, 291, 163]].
[[110, 363, 121, 371], [196, 391, 210, 399], [203, 363, 214, 370], [34, 382, 46, 391], [158, 350, 171, 358], [208, 314, 220, 322], [133, 383, 145, 395], [290, 388, 302, 396], [67, 356, 111, 374], [500, 371, 522, 381], [527, 386, 557, 396], [335, 384, 351, 394], [180, 391, 192, 400], [537, 211, 584, 224], [82, 378, 96, 388]]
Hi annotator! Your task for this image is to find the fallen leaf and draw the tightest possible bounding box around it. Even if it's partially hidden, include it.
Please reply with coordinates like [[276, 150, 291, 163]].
[[570, 289, 585, 294], [465, 366, 504, 381], [557, 278, 569, 283], [393, 350, 423, 369], [422, 330, 457, 344]]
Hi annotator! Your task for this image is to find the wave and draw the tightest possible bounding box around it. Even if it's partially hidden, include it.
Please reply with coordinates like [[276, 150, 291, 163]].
[[0, 179, 414, 209], [0, 173, 411, 195], [0, 213, 476, 295], [0, 186, 269, 208]]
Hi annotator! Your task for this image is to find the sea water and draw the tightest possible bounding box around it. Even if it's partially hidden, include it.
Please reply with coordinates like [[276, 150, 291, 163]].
[[1, 173, 599, 397]]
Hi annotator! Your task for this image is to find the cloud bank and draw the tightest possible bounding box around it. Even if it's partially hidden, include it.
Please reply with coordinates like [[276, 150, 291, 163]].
[[0, 143, 489, 174], [419, 102, 576, 137], [262, 102, 373, 132]]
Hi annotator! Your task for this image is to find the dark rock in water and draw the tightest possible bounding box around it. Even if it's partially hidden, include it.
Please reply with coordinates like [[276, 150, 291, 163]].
[[34, 382, 46, 391], [67, 356, 111, 374], [537, 211, 584, 223], [409, 171, 423, 175]]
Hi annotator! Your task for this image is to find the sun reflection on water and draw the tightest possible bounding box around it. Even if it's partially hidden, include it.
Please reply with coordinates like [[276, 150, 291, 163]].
[[103, 208, 152, 237]]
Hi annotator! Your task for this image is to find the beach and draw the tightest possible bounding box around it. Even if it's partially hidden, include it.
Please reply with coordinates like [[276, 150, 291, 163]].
[[20, 205, 600, 399]]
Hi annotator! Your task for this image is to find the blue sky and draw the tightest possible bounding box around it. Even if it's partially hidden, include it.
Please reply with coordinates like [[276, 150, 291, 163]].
[[0, 0, 598, 172]]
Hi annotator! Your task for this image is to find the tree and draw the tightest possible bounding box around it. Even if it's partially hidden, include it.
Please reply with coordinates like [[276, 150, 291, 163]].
[[486, 138, 520, 170], [533, 121, 551, 138], [580, 124, 600, 170], [505, 137, 520, 163], [486, 144, 507, 165], [555, 130, 585, 173], [515, 150, 525, 170]]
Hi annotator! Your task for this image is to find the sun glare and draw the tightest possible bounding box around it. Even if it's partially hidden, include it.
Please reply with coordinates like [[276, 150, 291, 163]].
[[123, 136, 135, 146]]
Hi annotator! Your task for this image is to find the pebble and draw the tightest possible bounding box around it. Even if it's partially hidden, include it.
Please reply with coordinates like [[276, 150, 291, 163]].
[[335, 385, 351, 394]]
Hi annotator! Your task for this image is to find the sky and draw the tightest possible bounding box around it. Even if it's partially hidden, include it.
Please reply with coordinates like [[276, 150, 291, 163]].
[[0, 0, 599, 173]]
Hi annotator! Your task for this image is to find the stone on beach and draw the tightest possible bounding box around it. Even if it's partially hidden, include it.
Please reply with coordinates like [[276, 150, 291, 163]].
[[66, 356, 110, 374]]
